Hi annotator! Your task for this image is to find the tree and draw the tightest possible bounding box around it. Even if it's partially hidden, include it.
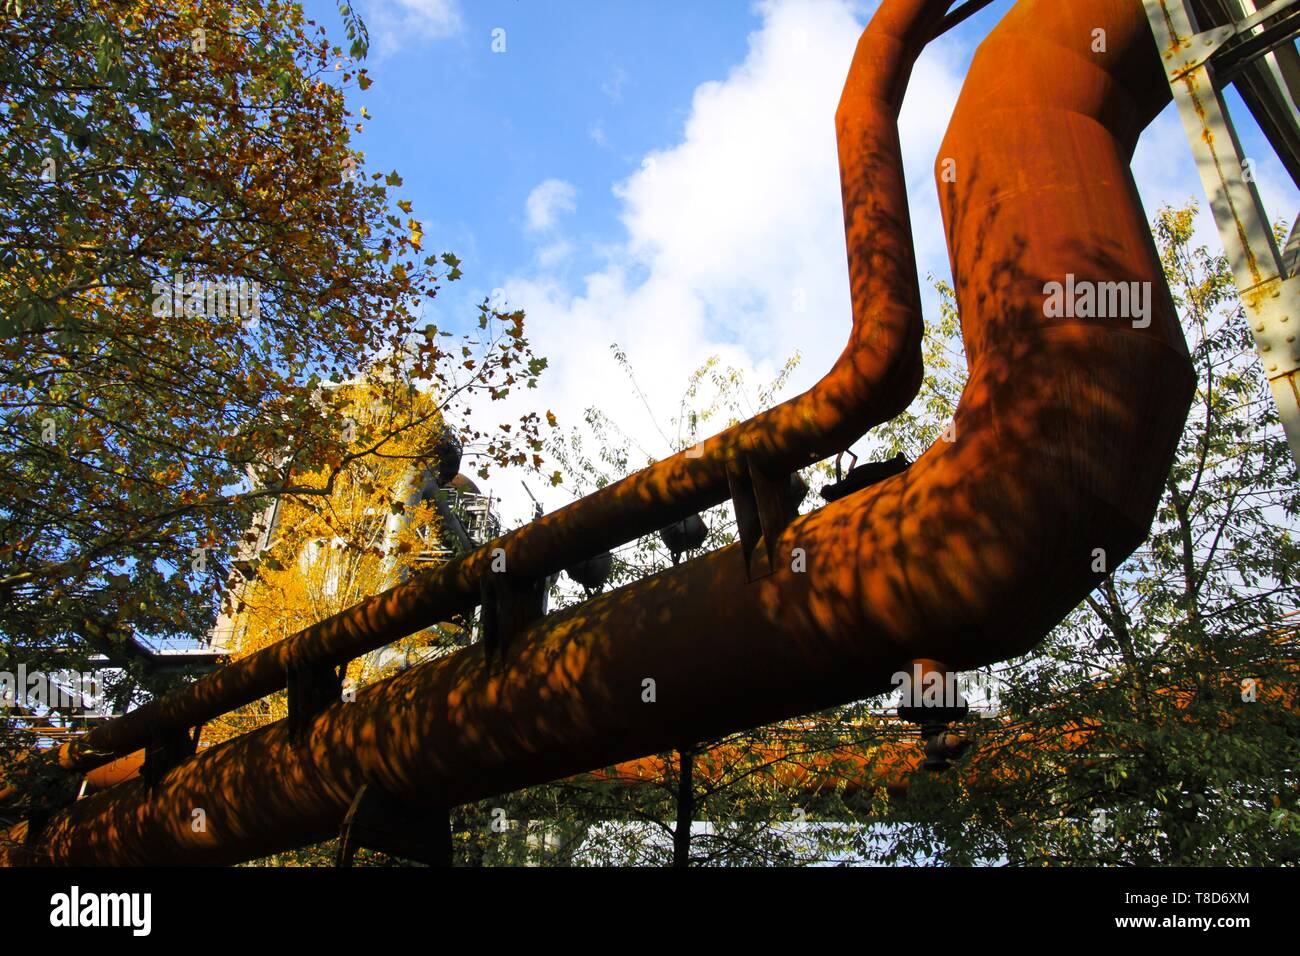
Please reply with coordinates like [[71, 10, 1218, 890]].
[[0, 1, 549, 781], [854, 203, 1300, 866], [204, 373, 471, 747]]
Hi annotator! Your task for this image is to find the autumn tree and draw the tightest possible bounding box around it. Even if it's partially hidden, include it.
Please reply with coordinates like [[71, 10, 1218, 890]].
[[205, 371, 479, 746], [0, 1, 549, 776]]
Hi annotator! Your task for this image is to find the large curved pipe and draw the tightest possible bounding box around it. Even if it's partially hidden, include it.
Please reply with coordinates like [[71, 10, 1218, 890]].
[[27, 0, 945, 781], [3, 0, 1193, 865]]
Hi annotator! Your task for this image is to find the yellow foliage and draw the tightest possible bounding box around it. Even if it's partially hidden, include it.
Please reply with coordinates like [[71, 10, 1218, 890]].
[[207, 379, 463, 744]]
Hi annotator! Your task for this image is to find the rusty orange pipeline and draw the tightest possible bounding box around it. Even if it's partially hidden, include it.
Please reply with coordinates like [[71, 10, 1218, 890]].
[[3, 0, 1194, 865], [27, 0, 944, 782]]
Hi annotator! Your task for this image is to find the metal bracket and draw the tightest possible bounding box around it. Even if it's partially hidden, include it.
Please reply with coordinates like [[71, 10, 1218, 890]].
[[286, 661, 344, 743], [894, 659, 971, 773], [143, 725, 200, 788], [1163, 1, 1299, 78], [1247, 274, 1300, 375], [1166, 24, 1237, 78], [726, 455, 799, 580], [335, 783, 452, 867], [479, 573, 547, 664]]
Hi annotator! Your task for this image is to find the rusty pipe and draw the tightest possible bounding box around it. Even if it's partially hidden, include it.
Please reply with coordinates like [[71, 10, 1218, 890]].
[[3, 0, 1194, 865], [30, 0, 946, 782]]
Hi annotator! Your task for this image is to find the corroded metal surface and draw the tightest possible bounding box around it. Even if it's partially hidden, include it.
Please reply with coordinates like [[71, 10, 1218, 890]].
[[3, 0, 1194, 866], [1143, 0, 1300, 466]]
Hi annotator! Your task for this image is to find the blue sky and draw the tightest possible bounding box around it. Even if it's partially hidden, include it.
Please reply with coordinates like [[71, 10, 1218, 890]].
[[302, 0, 758, 299], [300, 0, 1298, 525]]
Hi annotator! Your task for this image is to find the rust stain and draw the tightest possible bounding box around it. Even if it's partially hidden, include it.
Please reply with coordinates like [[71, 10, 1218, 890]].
[[2, 0, 1198, 866], [1180, 69, 1263, 288]]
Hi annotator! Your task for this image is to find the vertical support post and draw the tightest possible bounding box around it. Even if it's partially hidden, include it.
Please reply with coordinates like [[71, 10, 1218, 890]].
[[479, 573, 547, 664], [336, 784, 452, 867], [726, 455, 801, 580], [1143, 0, 1300, 468], [143, 725, 201, 788], [286, 662, 344, 743]]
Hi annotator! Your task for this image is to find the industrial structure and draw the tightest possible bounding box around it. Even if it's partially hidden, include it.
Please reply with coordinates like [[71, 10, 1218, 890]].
[[2, 0, 1298, 865]]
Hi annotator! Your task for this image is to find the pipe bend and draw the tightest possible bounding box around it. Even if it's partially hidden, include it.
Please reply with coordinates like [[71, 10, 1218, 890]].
[[36, 0, 954, 782], [2, 0, 1200, 866], [762, 0, 1195, 673]]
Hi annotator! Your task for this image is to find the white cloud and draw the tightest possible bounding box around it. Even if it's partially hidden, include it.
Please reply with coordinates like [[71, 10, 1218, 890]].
[[525, 179, 578, 233], [478, 0, 969, 525], [536, 240, 573, 267], [363, 0, 463, 56], [480, 0, 1295, 529]]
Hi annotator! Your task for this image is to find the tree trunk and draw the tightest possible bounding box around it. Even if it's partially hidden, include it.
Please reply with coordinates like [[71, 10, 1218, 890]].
[[672, 745, 695, 867]]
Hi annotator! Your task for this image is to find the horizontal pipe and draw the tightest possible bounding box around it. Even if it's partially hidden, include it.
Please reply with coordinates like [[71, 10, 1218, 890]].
[[3, 0, 1195, 865]]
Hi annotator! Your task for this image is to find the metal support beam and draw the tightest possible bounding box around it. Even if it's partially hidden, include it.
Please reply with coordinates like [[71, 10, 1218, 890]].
[[479, 573, 548, 664], [1144, 0, 1300, 468], [1216, 8, 1300, 81], [1194, 0, 1300, 183], [286, 663, 343, 743], [142, 725, 199, 788], [335, 785, 451, 867], [930, 0, 997, 39], [726, 455, 800, 579]]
